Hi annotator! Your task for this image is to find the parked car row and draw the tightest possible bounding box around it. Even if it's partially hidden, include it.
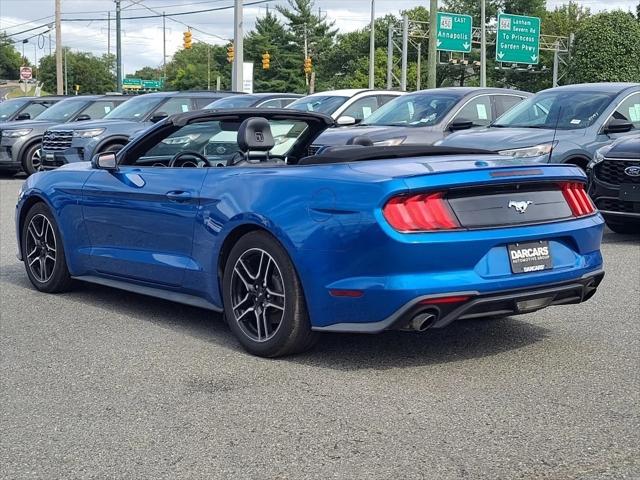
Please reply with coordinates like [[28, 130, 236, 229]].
[[2, 83, 638, 232]]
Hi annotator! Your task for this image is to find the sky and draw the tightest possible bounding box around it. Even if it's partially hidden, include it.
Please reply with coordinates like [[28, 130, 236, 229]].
[[1, 0, 638, 74]]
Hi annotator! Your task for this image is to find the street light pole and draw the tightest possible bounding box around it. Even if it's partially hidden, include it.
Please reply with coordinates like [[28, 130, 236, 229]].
[[55, 0, 63, 94], [232, 0, 243, 92], [116, 0, 122, 93], [368, 0, 375, 89], [427, 0, 438, 89], [480, 0, 487, 87]]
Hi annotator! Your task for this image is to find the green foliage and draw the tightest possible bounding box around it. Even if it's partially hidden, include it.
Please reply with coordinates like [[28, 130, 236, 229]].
[[542, 2, 591, 36], [164, 42, 231, 91], [38, 50, 115, 94], [131, 66, 163, 80], [568, 11, 640, 83], [0, 33, 23, 80]]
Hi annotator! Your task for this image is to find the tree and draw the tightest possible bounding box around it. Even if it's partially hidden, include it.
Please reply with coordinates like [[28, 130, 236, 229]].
[[0, 33, 23, 80], [244, 10, 301, 92], [441, 0, 501, 26], [276, 0, 338, 91], [542, 1, 591, 37], [568, 11, 640, 83], [132, 66, 163, 80], [38, 50, 115, 94], [164, 42, 231, 91], [502, 0, 546, 17]]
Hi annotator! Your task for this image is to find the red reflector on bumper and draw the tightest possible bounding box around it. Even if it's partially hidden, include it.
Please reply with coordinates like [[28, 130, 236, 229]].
[[420, 295, 471, 305], [329, 289, 364, 298]]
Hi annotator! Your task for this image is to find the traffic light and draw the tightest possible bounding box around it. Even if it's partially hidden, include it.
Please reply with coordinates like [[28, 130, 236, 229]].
[[262, 51, 270, 70], [183, 31, 192, 50], [303, 57, 312, 74], [227, 44, 234, 63]]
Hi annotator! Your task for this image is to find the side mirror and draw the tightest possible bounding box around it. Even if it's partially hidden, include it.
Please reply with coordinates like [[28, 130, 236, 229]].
[[91, 152, 118, 171], [16, 113, 31, 120], [603, 118, 633, 134], [150, 112, 168, 123], [337, 115, 357, 126], [449, 118, 474, 131], [75, 114, 91, 121]]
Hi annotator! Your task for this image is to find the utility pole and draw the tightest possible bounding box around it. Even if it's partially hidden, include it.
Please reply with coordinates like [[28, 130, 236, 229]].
[[427, 0, 437, 89], [368, 0, 375, 89], [64, 48, 68, 95], [480, 0, 486, 87], [207, 44, 211, 90], [416, 43, 421, 90], [55, 0, 63, 94], [401, 14, 408, 91], [303, 24, 309, 88], [107, 11, 111, 57], [162, 12, 166, 78], [232, 0, 243, 92], [386, 24, 393, 89], [116, 0, 122, 93]]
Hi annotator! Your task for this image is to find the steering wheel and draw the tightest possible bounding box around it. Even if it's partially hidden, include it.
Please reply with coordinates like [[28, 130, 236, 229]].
[[169, 150, 210, 168]]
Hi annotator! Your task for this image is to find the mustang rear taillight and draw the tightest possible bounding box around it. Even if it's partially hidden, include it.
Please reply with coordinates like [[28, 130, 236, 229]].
[[383, 192, 460, 232], [561, 182, 595, 217]]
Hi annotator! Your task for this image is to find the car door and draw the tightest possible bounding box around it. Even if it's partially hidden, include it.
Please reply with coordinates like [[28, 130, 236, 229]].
[[445, 94, 493, 134], [338, 96, 380, 123], [80, 122, 215, 286]]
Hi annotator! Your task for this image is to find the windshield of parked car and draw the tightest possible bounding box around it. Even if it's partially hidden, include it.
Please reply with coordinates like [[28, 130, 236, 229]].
[[0, 98, 29, 120], [105, 95, 164, 120], [205, 96, 257, 109], [287, 95, 348, 115], [492, 90, 617, 130], [361, 93, 461, 127], [35, 99, 87, 122]]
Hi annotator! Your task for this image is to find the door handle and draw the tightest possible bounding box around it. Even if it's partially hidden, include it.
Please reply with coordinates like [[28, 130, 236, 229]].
[[166, 190, 192, 202]]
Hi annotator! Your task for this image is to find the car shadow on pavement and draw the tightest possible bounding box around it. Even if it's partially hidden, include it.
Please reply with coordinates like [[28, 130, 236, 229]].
[[3, 263, 549, 367], [601, 230, 640, 245]]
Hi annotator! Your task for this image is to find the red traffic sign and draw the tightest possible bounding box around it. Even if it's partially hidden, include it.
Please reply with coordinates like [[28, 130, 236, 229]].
[[20, 67, 33, 80]]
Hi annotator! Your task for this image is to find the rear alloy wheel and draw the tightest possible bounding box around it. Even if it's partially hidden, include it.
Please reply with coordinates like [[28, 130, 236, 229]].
[[222, 231, 316, 357], [22, 143, 42, 175], [22, 203, 73, 293]]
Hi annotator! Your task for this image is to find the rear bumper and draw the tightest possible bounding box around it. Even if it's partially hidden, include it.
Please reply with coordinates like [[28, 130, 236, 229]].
[[313, 269, 604, 333]]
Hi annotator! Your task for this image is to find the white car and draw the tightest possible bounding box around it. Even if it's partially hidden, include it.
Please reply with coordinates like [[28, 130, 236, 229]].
[[286, 89, 403, 126]]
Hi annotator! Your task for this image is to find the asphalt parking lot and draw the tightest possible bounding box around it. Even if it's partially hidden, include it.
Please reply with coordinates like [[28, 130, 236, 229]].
[[1, 174, 639, 480]]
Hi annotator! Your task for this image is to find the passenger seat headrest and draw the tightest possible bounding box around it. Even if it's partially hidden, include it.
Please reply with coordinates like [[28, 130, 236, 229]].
[[346, 135, 374, 146], [237, 117, 274, 152]]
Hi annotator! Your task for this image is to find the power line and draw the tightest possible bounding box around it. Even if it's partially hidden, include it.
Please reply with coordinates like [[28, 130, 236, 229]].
[[61, 0, 273, 22]]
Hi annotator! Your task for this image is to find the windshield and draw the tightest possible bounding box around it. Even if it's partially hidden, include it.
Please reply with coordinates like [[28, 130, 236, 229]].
[[0, 99, 28, 120], [287, 95, 348, 115], [205, 96, 257, 109], [362, 93, 460, 127], [493, 90, 617, 130], [36, 99, 87, 122], [105, 95, 164, 121]]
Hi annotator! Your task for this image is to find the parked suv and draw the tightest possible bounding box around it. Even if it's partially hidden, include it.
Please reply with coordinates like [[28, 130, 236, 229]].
[[438, 83, 640, 169], [587, 135, 640, 234], [311, 87, 529, 151], [0, 95, 126, 174], [41, 91, 237, 169], [205, 93, 302, 109], [286, 89, 403, 125], [0, 96, 66, 122]]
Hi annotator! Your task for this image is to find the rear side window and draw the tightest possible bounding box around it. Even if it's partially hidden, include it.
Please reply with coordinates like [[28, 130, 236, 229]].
[[21, 101, 54, 119], [612, 92, 640, 130], [80, 100, 120, 120], [258, 99, 284, 109], [194, 98, 220, 109], [453, 95, 492, 126], [494, 95, 525, 117], [378, 95, 398, 106], [341, 96, 380, 121], [155, 97, 195, 116]]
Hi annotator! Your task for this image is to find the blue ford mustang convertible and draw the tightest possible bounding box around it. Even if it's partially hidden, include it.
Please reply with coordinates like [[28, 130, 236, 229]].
[[16, 109, 605, 357]]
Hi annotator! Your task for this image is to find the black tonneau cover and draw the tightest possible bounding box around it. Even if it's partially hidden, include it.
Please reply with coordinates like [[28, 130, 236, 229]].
[[298, 145, 495, 165]]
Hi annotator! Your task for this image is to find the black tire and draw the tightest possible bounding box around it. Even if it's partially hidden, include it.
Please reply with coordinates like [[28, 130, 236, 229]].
[[21, 141, 42, 175], [102, 143, 125, 154], [21, 202, 73, 293], [222, 231, 317, 357], [606, 221, 640, 235]]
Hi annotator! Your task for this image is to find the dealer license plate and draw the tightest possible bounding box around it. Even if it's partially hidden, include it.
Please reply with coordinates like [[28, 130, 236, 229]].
[[508, 241, 552, 274]]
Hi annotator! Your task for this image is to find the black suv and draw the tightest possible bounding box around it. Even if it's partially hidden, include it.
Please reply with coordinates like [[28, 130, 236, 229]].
[[41, 91, 239, 169], [588, 135, 640, 234]]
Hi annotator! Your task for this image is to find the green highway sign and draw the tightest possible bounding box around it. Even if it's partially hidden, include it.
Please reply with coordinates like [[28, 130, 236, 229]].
[[436, 12, 473, 53], [141, 80, 162, 89], [496, 13, 541, 64]]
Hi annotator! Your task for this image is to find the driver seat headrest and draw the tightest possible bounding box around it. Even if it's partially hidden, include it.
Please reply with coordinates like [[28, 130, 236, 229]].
[[237, 117, 274, 152]]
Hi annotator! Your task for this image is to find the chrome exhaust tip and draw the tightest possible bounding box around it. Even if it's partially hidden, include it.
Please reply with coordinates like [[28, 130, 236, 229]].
[[409, 311, 438, 332]]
